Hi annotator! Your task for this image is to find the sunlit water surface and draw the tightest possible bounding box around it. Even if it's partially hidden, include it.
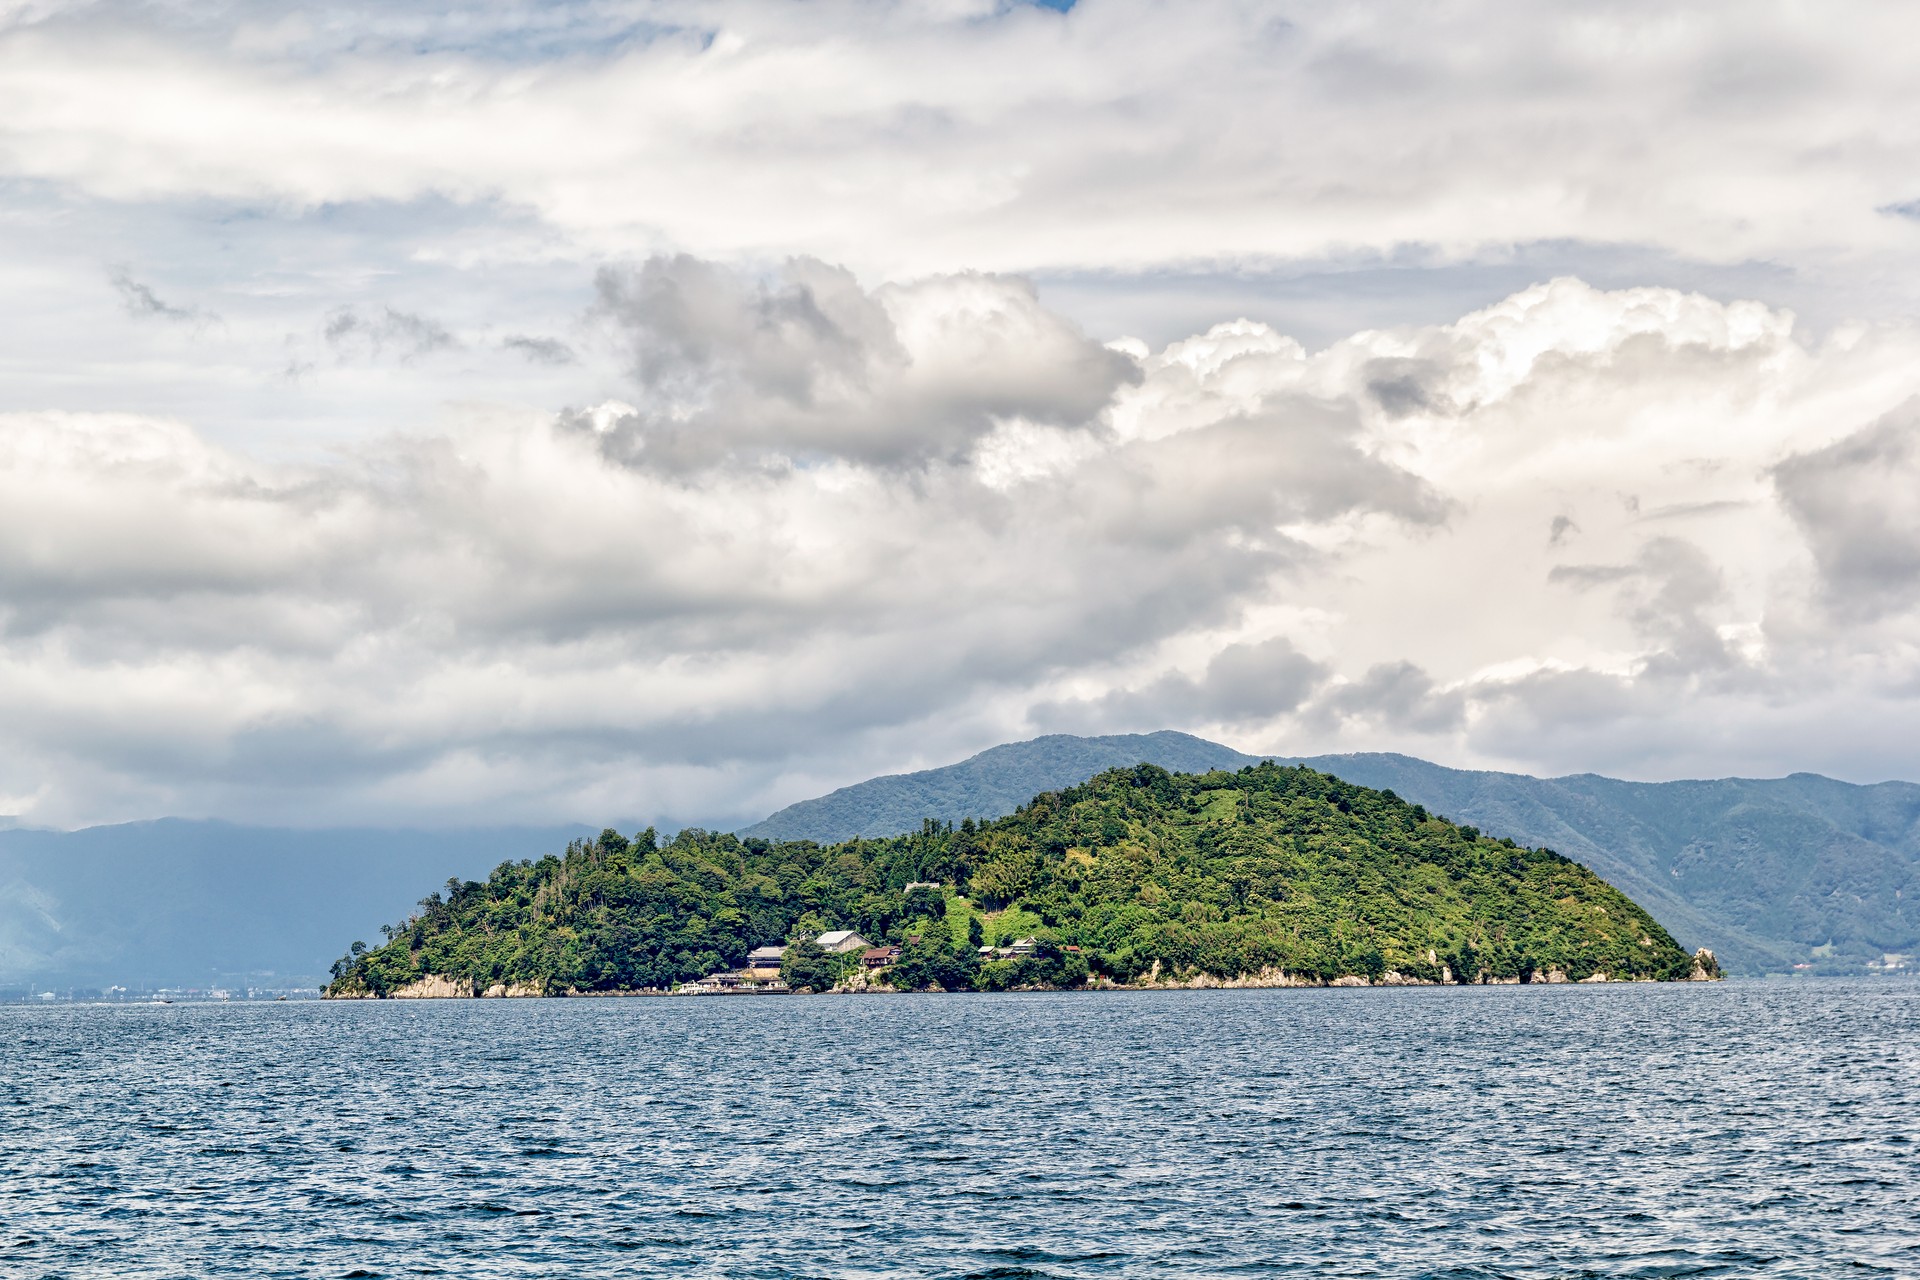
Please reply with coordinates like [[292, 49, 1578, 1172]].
[[3, 981, 1916, 1278]]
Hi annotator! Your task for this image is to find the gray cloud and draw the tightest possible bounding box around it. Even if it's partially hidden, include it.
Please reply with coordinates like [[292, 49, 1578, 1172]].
[[325, 306, 457, 361], [585, 256, 1138, 469], [1551, 537, 1734, 677], [1773, 398, 1920, 620], [502, 335, 576, 365], [108, 267, 215, 328], [1098, 405, 1448, 544], [1037, 638, 1331, 733], [1364, 356, 1455, 418], [1315, 662, 1468, 736]]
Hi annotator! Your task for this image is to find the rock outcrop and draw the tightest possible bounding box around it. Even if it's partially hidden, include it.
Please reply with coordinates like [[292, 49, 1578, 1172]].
[[390, 974, 476, 998], [380, 974, 547, 999]]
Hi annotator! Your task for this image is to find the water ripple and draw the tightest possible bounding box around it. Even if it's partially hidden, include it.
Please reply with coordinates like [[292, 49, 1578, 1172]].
[[2, 982, 1917, 1277]]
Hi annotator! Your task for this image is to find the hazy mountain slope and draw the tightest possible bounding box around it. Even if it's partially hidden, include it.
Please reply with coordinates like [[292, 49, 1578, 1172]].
[[741, 731, 1263, 842], [0, 820, 589, 990], [1287, 755, 1920, 975]]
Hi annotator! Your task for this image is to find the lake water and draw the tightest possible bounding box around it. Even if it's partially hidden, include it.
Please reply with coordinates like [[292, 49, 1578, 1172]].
[[2, 982, 1916, 1278]]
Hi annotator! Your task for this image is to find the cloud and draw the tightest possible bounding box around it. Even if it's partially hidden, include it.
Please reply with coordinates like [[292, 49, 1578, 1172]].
[[4, 2, 1919, 281], [1, 5, 1918, 828], [1, 271, 1919, 827], [502, 335, 576, 365], [324, 306, 457, 361], [1772, 398, 1920, 621], [1314, 662, 1468, 737], [1038, 637, 1331, 732], [581, 256, 1137, 468], [108, 266, 215, 328], [1550, 537, 1736, 677]]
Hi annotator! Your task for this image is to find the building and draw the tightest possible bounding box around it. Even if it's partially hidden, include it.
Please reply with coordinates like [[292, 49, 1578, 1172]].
[[861, 945, 902, 969], [1007, 937, 1039, 956], [746, 945, 787, 970], [684, 969, 790, 994], [816, 930, 872, 954]]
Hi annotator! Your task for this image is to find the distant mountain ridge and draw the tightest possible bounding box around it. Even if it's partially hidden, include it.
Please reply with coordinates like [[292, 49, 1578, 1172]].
[[740, 731, 1261, 843], [744, 733, 1920, 976]]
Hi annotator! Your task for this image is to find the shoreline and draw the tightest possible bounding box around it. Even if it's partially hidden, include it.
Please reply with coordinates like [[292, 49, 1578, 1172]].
[[327, 953, 1722, 1000]]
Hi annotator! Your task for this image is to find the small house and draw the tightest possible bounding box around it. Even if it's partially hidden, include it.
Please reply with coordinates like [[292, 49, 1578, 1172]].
[[816, 930, 872, 954], [861, 945, 902, 969], [1007, 937, 1039, 956]]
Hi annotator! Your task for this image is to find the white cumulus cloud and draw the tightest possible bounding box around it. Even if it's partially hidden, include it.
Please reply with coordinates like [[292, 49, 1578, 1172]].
[[1, 267, 1918, 827]]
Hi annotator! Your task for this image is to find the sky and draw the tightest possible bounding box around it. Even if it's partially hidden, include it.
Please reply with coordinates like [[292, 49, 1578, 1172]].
[[3, 0, 1920, 830]]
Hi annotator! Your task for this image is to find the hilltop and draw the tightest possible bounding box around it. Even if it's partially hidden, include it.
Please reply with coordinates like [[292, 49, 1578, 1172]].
[[326, 762, 1706, 997], [741, 731, 1260, 842], [744, 734, 1920, 976]]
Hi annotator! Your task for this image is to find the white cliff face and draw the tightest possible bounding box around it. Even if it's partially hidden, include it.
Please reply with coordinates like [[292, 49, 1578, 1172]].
[[330, 982, 549, 997], [388, 974, 476, 999], [387, 974, 549, 998]]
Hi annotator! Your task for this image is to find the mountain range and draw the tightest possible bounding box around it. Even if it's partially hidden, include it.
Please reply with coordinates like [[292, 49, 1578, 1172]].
[[747, 733, 1920, 976], [5, 731, 1917, 987]]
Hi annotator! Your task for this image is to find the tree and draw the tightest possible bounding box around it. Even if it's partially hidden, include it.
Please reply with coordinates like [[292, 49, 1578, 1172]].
[[891, 916, 980, 991], [780, 939, 838, 993]]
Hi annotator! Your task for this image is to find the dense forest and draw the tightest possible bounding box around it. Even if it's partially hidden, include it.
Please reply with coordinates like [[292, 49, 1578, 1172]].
[[325, 762, 1703, 996]]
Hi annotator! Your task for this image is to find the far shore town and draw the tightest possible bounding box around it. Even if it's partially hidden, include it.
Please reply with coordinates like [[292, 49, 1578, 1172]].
[[674, 930, 1057, 994]]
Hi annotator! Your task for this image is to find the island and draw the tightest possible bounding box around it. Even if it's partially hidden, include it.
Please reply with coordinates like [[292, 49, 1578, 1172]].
[[324, 762, 1720, 997]]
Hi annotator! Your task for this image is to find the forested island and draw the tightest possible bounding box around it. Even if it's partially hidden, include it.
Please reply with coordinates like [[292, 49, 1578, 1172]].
[[324, 762, 1717, 997]]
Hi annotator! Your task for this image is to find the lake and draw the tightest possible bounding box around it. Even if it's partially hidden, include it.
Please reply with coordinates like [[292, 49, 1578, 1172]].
[[3, 981, 1916, 1278]]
